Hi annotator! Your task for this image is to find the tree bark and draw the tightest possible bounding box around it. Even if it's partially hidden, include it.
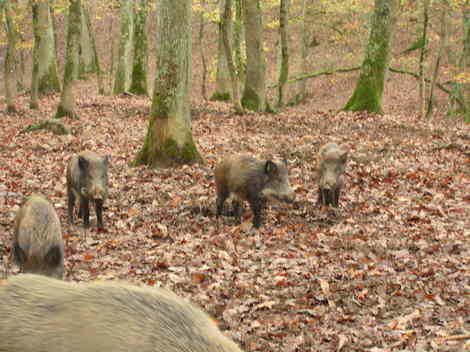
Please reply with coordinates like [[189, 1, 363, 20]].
[[129, 0, 148, 95], [343, 0, 399, 114], [211, 0, 231, 101], [277, 0, 289, 108], [82, 4, 104, 94], [134, 0, 202, 168], [113, 0, 133, 95], [79, 3, 97, 76], [241, 0, 267, 112], [221, 0, 243, 113], [3, 0, 20, 113], [30, 0, 61, 109], [55, 0, 81, 119], [294, 0, 308, 105], [418, 0, 430, 119]]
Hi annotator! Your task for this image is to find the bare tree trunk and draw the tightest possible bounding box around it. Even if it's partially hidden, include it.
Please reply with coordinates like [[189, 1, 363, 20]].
[[198, 0, 208, 101], [294, 0, 308, 104], [129, 0, 149, 95], [134, 0, 202, 167], [55, 0, 82, 119], [3, 0, 20, 113], [418, 0, 430, 119], [30, 0, 61, 109], [277, 0, 289, 108], [82, 4, 104, 94], [426, 2, 448, 120], [241, 0, 267, 112], [114, 0, 133, 95], [211, 0, 231, 101], [221, 0, 243, 113]]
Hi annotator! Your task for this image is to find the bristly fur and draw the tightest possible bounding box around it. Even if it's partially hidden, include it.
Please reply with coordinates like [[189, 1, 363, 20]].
[[215, 154, 295, 228], [67, 151, 109, 230], [317, 143, 348, 207], [12, 194, 64, 279], [0, 274, 244, 352]]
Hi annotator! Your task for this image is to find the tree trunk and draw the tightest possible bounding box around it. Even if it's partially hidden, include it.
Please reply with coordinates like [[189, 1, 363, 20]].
[[129, 0, 148, 95], [343, 0, 399, 114], [30, 0, 61, 109], [134, 0, 202, 168], [198, 0, 208, 101], [277, 0, 289, 108], [211, 0, 231, 102], [233, 0, 245, 86], [418, 0, 430, 119], [294, 0, 308, 105], [55, 0, 82, 119], [426, 3, 448, 120], [222, 0, 243, 113], [3, 0, 20, 113], [79, 4, 98, 77], [241, 0, 267, 112], [82, 4, 104, 94], [113, 0, 133, 95]]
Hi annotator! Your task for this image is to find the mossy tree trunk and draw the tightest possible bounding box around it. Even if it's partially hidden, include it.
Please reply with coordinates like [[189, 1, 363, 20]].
[[55, 0, 81, 119], [241, 0, 267, 112], [222, 0, 243, 113], [277, 0, 289, 108], [134, 0, 202, 168], [113, 0, 133, 95], [129, 0, 148, 95], [418, 0, 430, 119], [30, 0, 61, 109], [343, 0, 399, 114], [211, 0, 232, 102], [233, 0, 245, 86], [3, 0, 20, 113]]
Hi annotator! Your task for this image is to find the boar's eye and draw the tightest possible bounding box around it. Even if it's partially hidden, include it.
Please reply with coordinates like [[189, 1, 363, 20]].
[[264, 160, 277, 175]]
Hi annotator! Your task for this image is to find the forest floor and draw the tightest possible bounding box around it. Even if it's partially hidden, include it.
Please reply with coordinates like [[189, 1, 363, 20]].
[[0, 84, 469, 351]]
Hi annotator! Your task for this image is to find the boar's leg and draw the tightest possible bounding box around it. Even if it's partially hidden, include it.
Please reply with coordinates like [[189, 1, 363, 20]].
[[95, 199, 104, 230], [216, 190, 229, 219], [12, 242, 27, 266], [44, 246, 64, 267], [67, 189, 76, 224], [80, 196, 90, 228], [332, 188, 340, 207], [232, 199, 242, 222], [248, 196, 265, 228]]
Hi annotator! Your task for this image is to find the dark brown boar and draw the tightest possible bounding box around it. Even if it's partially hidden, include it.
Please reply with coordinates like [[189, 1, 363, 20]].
[[0, 274, 244, 352], [67, 151, 109, 230], [215, 154, 295, 228], [317, 143, 348, 207], [12, 194, 64, 279]]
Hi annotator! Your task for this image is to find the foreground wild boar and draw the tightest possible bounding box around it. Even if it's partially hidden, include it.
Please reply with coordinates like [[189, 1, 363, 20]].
[[12, 194, 64, 279], [0, 274, 244, 352], [67, 151, 109, 229], [215, 154, 295, 228], [317, 143, 348, 207]]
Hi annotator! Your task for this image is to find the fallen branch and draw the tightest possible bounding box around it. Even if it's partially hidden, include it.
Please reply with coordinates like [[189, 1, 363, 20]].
[[21, 119, 70, 135], [438, 333, 470, 342]]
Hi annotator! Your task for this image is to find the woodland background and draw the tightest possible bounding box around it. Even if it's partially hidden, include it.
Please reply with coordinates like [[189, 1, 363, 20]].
[[0, 0, 469, 351]]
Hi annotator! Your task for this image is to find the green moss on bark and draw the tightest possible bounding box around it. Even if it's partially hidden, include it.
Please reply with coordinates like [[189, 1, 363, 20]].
[[241, 86, 261, 111], [209, 91, 231, 101]]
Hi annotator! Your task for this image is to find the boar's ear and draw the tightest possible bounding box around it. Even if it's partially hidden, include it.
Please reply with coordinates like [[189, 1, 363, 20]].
[[282, 158, 288, 167], [78, 156, 89, 170], [12, 242, 27, 265], [45, 246, 63, 267], [340, 151, 348, 163], [265, 160, 277, 175]]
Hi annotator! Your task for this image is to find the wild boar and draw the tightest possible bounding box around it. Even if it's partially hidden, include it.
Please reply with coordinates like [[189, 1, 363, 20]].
[[317, 143, 348, 207], [67, 151, 109, 230], [12, 194, 64, 279], [0, 274, 244, 352], [215, 154, 295, 228]]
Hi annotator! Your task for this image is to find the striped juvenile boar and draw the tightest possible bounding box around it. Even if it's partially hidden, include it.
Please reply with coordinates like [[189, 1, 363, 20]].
[[317, 143, 348, 207], [67, 151, 109, 230], [215, 154, 295, 228], [0, 274, 244, 352], [12, 194, 64, 279]]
